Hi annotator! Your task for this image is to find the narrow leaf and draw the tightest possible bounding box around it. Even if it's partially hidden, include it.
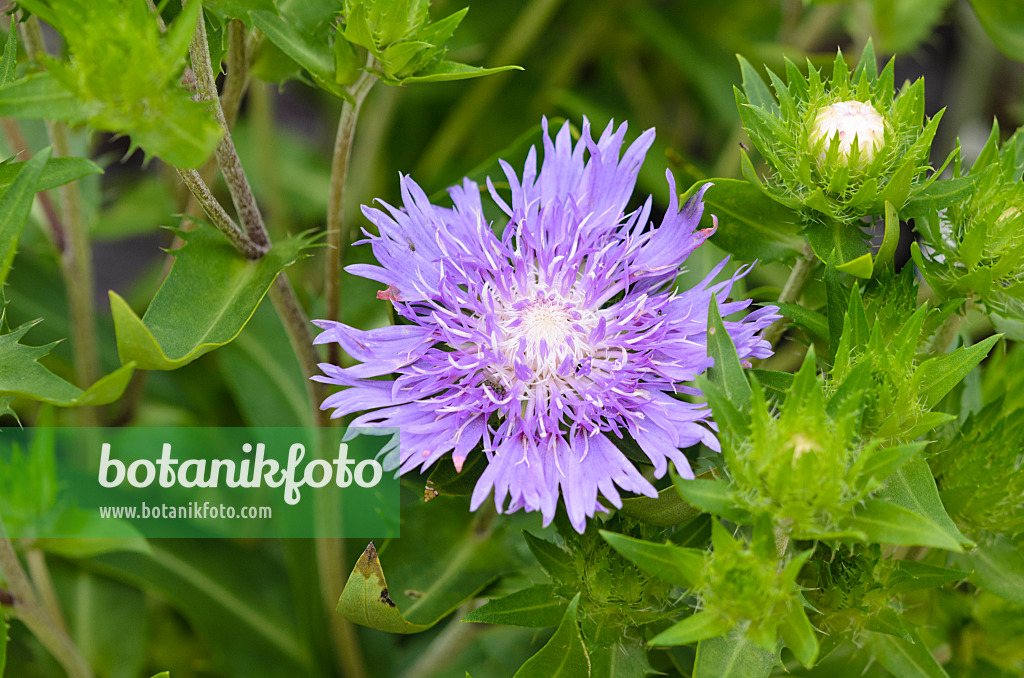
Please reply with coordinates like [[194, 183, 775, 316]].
[[706, 296, 751, 412], [873, 201, 900, 276], [649, 610, 731, 647], [774, 302, 828, 340], [0, 73, 87, 121], [618, 484, 701, 527], [524, 531, 577, 584], [0, 147, 50, 288], [951, 535, 1024, 607], [690, 178, 803, 262], [879, 456, 973, 549], [0, 156, 104, 194], [673, 475, 749, 523], [868, 628, 951, 678], [0, 17, 16, 86], [915, 334, 1000, 408], [399, 60, 522, 83], [780, 603, 819, 669]]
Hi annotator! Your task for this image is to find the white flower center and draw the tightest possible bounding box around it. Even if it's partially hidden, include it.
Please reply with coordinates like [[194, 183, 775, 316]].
[[809, 100, 885, 166], [496, 289, 598, 385]]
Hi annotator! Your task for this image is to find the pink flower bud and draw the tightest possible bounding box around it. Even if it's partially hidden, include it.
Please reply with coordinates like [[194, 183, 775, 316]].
[[810, 100, 885, 166]]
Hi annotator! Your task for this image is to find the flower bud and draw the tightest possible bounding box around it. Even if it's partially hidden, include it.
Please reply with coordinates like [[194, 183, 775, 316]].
[[810, 100, 885, 166]]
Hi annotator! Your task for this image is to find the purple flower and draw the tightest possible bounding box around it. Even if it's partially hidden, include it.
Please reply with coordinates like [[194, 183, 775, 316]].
[[314, 119, 779, 533]]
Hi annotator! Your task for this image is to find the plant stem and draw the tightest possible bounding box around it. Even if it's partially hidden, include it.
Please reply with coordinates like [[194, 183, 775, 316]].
[[25, 549, 66, 634], [220, 19, 249, 130], [187, 5, 269, 252], [21, 16, 100, 426], [316, 538, 367, 678], [325, 66, 376, 365], [268, 275, 328, 428], [0, 519, 93, 678], [762, 240, 817, 349], [0, 119, 66, 253], [176, 168, 264, 257]]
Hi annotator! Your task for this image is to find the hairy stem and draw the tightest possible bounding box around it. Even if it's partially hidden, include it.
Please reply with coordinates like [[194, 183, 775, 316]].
[[763, 240, 817, 349], [0, 520, 93, 678], [220, 19, 250, 130], [325, 67, 376, 365], [21, 17, 100, 426], [176, 168, 264, 257]]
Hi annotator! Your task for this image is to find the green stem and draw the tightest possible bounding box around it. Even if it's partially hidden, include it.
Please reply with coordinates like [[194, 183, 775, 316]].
[[0, 519, 93, 678], [762, 240, 817, 349], [325, 66, 376, 365], [397, 603, 481, 678], [21, 17, 100, 427]]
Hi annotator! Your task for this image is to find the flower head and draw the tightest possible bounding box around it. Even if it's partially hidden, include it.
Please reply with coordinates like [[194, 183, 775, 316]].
[[314, 118, 778, 532], [809, 100, 885, 166]]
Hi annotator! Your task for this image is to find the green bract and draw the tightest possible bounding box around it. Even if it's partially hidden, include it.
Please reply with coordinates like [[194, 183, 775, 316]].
[[15, 0, 222, 168], [912, 122, 1024, 321]]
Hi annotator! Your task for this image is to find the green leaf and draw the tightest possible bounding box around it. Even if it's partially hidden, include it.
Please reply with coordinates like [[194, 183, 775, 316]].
[[774, 302, 829, 340], [512, 594, 590, 677], [780, 603, 818, 669], [217, 301, 313, 427], [867, 628, 951, 678], [524, 531, 577, 585], [673, 476, 749, 522], [915, 334, 1000, 408], [90, 540, 316, 676], [111, 226, 313, 371], [250, 11, 346, 98], [0, 156, 104, 194], [0, 146, 50, 289], [901, 176, 977, 219], [398, 60, 522, 83], [689, 179, 803, 262], [0, 73, 87, 122], [0, 17, 16, 87], [888, 560, 970, 595], [0, 319, 135, 406], [693, 627, 775, 678], [462, 585, 567, 628], [873, 201, 900, 276], [805, 219, 871, 276], [736, 55, 774, 110], [707, 296, 752, 412], [338, 499, 518, 632], [0, 618, 5, 676], [843, 499, 963, 551], [618, 484, 702, 526], [879, 456, 974, 549], [950, 535, 1024, 606], [649, 610, 731, 647], [600, 531, 703, 588], [424, 451, 487, 499], [970, 0, 1024, 61]]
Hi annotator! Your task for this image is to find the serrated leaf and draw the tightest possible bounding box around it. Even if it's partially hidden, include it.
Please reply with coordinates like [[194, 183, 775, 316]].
[[687, 178, 803, 262], [462, 585, 566, 628], [523, 531, 577, 584], [843, 499, 963, 551], [649, 610, 731, 647], [513, 594, 590, 677], [618, 484, 701, 526], [902, 176, 976, 219], [0, 147, 50, 289], [693, 627, 775, 678], [0, 319, 135, 406], [0, 73, 87, 122], [111, 226, 313, 371], [707, 296, 752, 412], [600, 531, 703, 588], [915, 334, 1000, 408], [398, 60, 521, 83], [950, 535, 1024, 606], [879, 456, 973, 549]]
